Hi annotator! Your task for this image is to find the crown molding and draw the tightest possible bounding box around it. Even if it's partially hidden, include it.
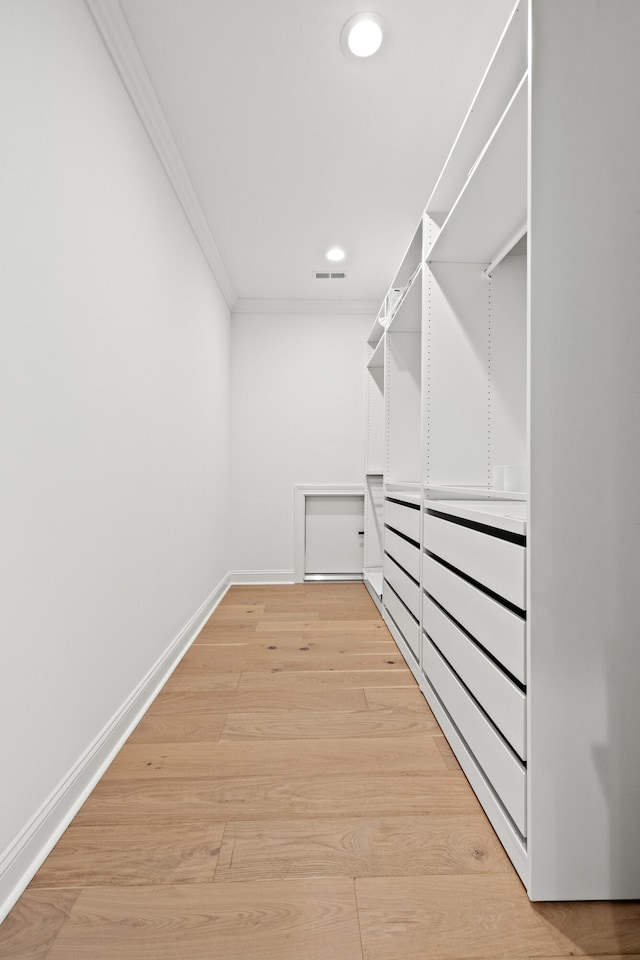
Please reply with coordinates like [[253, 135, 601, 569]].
[[232, 298, 379, 316], [84, 0, 237, 310]]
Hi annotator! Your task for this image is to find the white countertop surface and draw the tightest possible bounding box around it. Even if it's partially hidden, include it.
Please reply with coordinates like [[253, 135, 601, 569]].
[[426, 499, 527, 535], [386, 492, 421, 506]]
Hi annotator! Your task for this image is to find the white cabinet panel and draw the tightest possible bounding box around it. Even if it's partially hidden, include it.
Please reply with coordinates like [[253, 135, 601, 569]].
[[424, 511, 525, 609], [423, 636, 526, 836], [305, 495, 364, 576], [383, 553, 420, 621], [384, 527, 420, 582], [423, 594, 526, 759], [385, 499, 421, 543], [384, 584, 420, 660], [423, 555, 525, 683]]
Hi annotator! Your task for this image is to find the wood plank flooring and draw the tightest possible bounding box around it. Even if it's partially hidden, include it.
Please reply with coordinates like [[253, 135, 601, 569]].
[[2, 582, 640, 959]]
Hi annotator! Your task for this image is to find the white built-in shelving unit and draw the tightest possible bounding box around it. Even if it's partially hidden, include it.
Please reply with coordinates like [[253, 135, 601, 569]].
[[384, 222, 423, 491], [363, 0, 640, 901], [363, 313, 386, 609]]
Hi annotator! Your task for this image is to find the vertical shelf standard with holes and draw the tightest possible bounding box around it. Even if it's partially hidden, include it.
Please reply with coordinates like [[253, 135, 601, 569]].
[[365, 0, 640, 901]]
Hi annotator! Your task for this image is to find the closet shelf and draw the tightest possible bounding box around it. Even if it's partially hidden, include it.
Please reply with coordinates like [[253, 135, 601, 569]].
[[425, 498, 527, 536], [483, 222, 527, 278], [386, 221, 423, 294], [367, 315, 385, 346], [385, 482, 421, 505], [386, 264, 422, 333], [366, 337, 385, 370], [425, 484, 527, 502], [426, 72, 528, 267], [426, 2, 527, 216]]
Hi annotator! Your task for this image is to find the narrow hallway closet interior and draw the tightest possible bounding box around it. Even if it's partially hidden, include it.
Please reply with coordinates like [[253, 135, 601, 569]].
[[3, 0, 640, 952]]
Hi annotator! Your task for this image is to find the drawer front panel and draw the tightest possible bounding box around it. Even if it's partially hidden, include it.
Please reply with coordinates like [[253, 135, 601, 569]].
[[385, 500, 421, 543], [385, 527, 420, 582], [423, 636, 526, 836], [384, 584, 420, 659], [423, 595, 526, 759], [383, 553, 420, 621], [424, 513, 525, 609], [423, 555, 525, 683]]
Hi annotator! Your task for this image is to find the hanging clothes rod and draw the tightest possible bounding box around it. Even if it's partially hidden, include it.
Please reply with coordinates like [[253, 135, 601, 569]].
[[483, 221, 527, 279]]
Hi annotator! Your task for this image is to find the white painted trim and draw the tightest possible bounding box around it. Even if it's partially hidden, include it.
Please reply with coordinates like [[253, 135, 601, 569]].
[[363, 574, 384, 614], [228, 570, 295, 584], [83, 0, 237, 309], [293, 484, 365, 583], [233, 299, 378, 316], [0, 574, 230, 924]]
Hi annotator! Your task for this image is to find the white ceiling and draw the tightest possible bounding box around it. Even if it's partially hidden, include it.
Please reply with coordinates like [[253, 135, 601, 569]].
[[116, 0, 515, 306]]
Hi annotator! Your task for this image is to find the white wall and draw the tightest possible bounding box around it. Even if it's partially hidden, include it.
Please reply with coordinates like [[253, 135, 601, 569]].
[[230, 312, 372, 576], [0, 0, 230, 914]]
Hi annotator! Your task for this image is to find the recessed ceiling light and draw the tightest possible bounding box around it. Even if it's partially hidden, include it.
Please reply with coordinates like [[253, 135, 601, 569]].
[[325, 247, 346, 262], [341, 13, 386, 59]]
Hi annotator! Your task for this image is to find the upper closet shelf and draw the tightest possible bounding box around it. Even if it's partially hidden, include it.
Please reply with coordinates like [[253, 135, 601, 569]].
[[390, 221, 423, 289], [367, 316, 385, 346], [366, 336, 385, 370], [427, 71, 527, 267], [385, 482, 421, 502], [386, 264, 422, 332], [426, 0, 527, 216], [382, 219, 423, 319]]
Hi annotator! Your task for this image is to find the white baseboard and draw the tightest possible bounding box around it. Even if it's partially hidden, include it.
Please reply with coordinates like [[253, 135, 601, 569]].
[[0, 573, 230, 924], [228, 569, 295, 584]]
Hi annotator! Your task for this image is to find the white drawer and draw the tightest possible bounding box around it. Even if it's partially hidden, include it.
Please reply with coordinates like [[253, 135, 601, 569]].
[[385, 527, 420, 582], [424, 512, 525, 609], [423, 595, 526, 760], [383, 553, 420, 621], [423, 636, 527, 836], [384, 584, 420, 660], [423, 555, 525, 683], [385, 499, 421, 544]]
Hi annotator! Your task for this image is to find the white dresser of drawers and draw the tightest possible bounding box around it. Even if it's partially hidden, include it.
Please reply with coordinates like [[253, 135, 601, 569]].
[[382, 495, 422, 669], [422, 500, 527, 844]]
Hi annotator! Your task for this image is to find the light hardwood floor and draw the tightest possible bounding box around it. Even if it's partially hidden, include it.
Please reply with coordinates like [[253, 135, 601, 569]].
[[1, 582, 639, 959]]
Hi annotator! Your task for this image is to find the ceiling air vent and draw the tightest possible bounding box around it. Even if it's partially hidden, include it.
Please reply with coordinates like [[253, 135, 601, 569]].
[[313, 271, 347, 280]]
